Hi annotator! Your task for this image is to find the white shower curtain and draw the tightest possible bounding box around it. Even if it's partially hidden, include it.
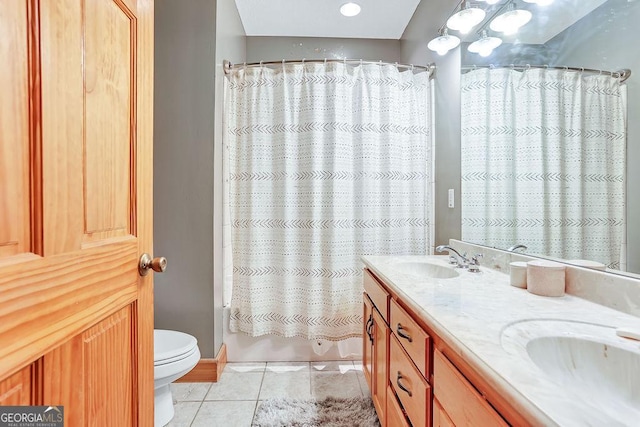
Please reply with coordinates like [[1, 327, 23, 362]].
[[461, 68, 626, 268], [226, 62, 432, 340]]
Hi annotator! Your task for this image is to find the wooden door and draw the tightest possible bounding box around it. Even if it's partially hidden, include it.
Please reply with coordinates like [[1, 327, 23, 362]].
[[0, 0, 154, 425]]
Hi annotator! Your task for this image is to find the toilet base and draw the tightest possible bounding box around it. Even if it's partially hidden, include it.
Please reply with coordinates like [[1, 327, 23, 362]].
[[154, 384, 174, 427]]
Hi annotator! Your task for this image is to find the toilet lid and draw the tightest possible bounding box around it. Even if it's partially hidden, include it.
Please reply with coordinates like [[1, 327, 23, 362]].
[[154, 329, 198, 363]]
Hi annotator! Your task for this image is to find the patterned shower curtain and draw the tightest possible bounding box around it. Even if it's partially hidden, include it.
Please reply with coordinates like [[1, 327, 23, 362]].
[[226, 62, 432, 340], [461, 68, 626, 268]]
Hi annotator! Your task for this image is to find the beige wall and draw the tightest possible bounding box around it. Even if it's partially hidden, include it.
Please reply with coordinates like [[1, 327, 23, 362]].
[[246, 37, 401, 63], [154, 0, 217, 357], [400, 1, 462, 249], [154, 0, 246, 358], [213, 0, 246, 355]]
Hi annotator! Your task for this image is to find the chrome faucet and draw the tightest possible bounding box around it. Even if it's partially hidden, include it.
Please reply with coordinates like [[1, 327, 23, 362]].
[[435, 245, 468, 268], [507, 244, 528, 253], [468, 253, 483, 273]]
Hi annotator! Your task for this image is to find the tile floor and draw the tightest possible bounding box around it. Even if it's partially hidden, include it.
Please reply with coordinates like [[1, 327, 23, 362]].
[[167, 361, 371, 427]]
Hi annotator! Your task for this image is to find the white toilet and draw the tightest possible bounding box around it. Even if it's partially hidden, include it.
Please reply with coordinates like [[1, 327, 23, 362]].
[[154, 329, 201, 427]]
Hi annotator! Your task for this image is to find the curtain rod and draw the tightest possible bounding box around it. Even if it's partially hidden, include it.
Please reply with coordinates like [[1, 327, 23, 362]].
[[223, 59, 436, 77], [461, 64, 631, 83]]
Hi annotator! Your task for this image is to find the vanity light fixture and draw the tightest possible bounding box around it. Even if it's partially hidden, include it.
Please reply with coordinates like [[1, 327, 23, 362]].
[[340, 2, 361, 17], [446, 1, 486, 35], [427, 29, 461, 56], [489, 3, 532, 35], [468, 30, 503, 57], [523, 0, 554, 5]]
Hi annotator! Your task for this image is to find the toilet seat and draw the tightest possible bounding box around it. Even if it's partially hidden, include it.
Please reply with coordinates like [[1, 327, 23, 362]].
[[154, 329, 198, 364], [155, 345, 198, 366]]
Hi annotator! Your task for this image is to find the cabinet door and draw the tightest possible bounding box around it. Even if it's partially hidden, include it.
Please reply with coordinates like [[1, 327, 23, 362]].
[[434, 350, 508, 427], [371, 307, 388, 421], [363, 294, 374, 390], [434, 398, 455, 427]]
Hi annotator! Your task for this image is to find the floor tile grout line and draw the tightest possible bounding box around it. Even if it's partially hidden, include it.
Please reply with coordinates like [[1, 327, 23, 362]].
[[256, 368, 267, 405], [250, 398, 259, 426], [253, 369, 267, 424], [187, 400, 205, 427]]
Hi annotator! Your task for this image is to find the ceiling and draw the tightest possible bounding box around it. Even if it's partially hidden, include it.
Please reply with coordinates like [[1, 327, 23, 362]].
[[234, 0, 610, 45], [234, 0, 421, 39], [476, 0, 608, 45]]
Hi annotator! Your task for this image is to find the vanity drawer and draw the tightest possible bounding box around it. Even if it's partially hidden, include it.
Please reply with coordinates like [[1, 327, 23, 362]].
[[434, 349, 508, 427], [386, 386, 410, 427], [390, 298, 430, 378], [364, 269, 390, 322], [390, 334, 431, 427]]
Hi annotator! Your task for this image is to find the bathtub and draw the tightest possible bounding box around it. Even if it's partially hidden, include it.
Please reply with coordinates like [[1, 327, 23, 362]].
[[222, 306, 363, 362]]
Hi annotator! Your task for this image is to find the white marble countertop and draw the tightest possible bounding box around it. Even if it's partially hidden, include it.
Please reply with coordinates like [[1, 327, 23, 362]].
[[362, 255, 640, 427]]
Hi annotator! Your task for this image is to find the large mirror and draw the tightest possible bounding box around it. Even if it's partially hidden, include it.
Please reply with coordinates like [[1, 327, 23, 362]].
[[459, 0, 639, 274]]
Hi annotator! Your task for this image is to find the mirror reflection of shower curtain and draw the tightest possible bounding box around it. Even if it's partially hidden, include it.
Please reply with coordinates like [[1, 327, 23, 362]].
[[226, 62, 432, 340], [461, 68, 626, 269]]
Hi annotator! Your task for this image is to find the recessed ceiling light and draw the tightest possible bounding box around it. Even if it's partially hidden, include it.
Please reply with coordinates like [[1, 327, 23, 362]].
[[340, 2, 361, 17]]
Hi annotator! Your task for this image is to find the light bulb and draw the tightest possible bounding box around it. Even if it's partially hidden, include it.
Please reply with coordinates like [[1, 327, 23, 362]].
[[447, 4, 486, 34], [468, 31, 502, 57], [340, 2, 361, 17], [490, 8, 532, 35], [427, 29, 461, 56]]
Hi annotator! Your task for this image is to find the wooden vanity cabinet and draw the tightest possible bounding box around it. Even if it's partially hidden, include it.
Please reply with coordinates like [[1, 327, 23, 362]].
[[363, 270, 391, 423], [364, 268, 519, 427], [434, 349, 507, 427]]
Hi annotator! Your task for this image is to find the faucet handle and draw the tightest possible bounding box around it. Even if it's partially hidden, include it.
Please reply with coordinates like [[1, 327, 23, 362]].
[[468, 254, 483, 272]]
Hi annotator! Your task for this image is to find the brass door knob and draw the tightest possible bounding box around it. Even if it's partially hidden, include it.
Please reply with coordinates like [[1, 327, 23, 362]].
[[138, 253, 167, 276]]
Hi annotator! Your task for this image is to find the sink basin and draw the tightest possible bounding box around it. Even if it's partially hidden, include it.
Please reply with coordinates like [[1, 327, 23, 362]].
[[392, 261, 459, 279], [500, 319, 640, 422], [527, 335, 640, 407]]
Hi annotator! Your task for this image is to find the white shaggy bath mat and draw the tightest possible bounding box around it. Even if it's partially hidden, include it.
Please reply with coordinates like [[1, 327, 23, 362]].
[[252, 396, 380, 427]]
